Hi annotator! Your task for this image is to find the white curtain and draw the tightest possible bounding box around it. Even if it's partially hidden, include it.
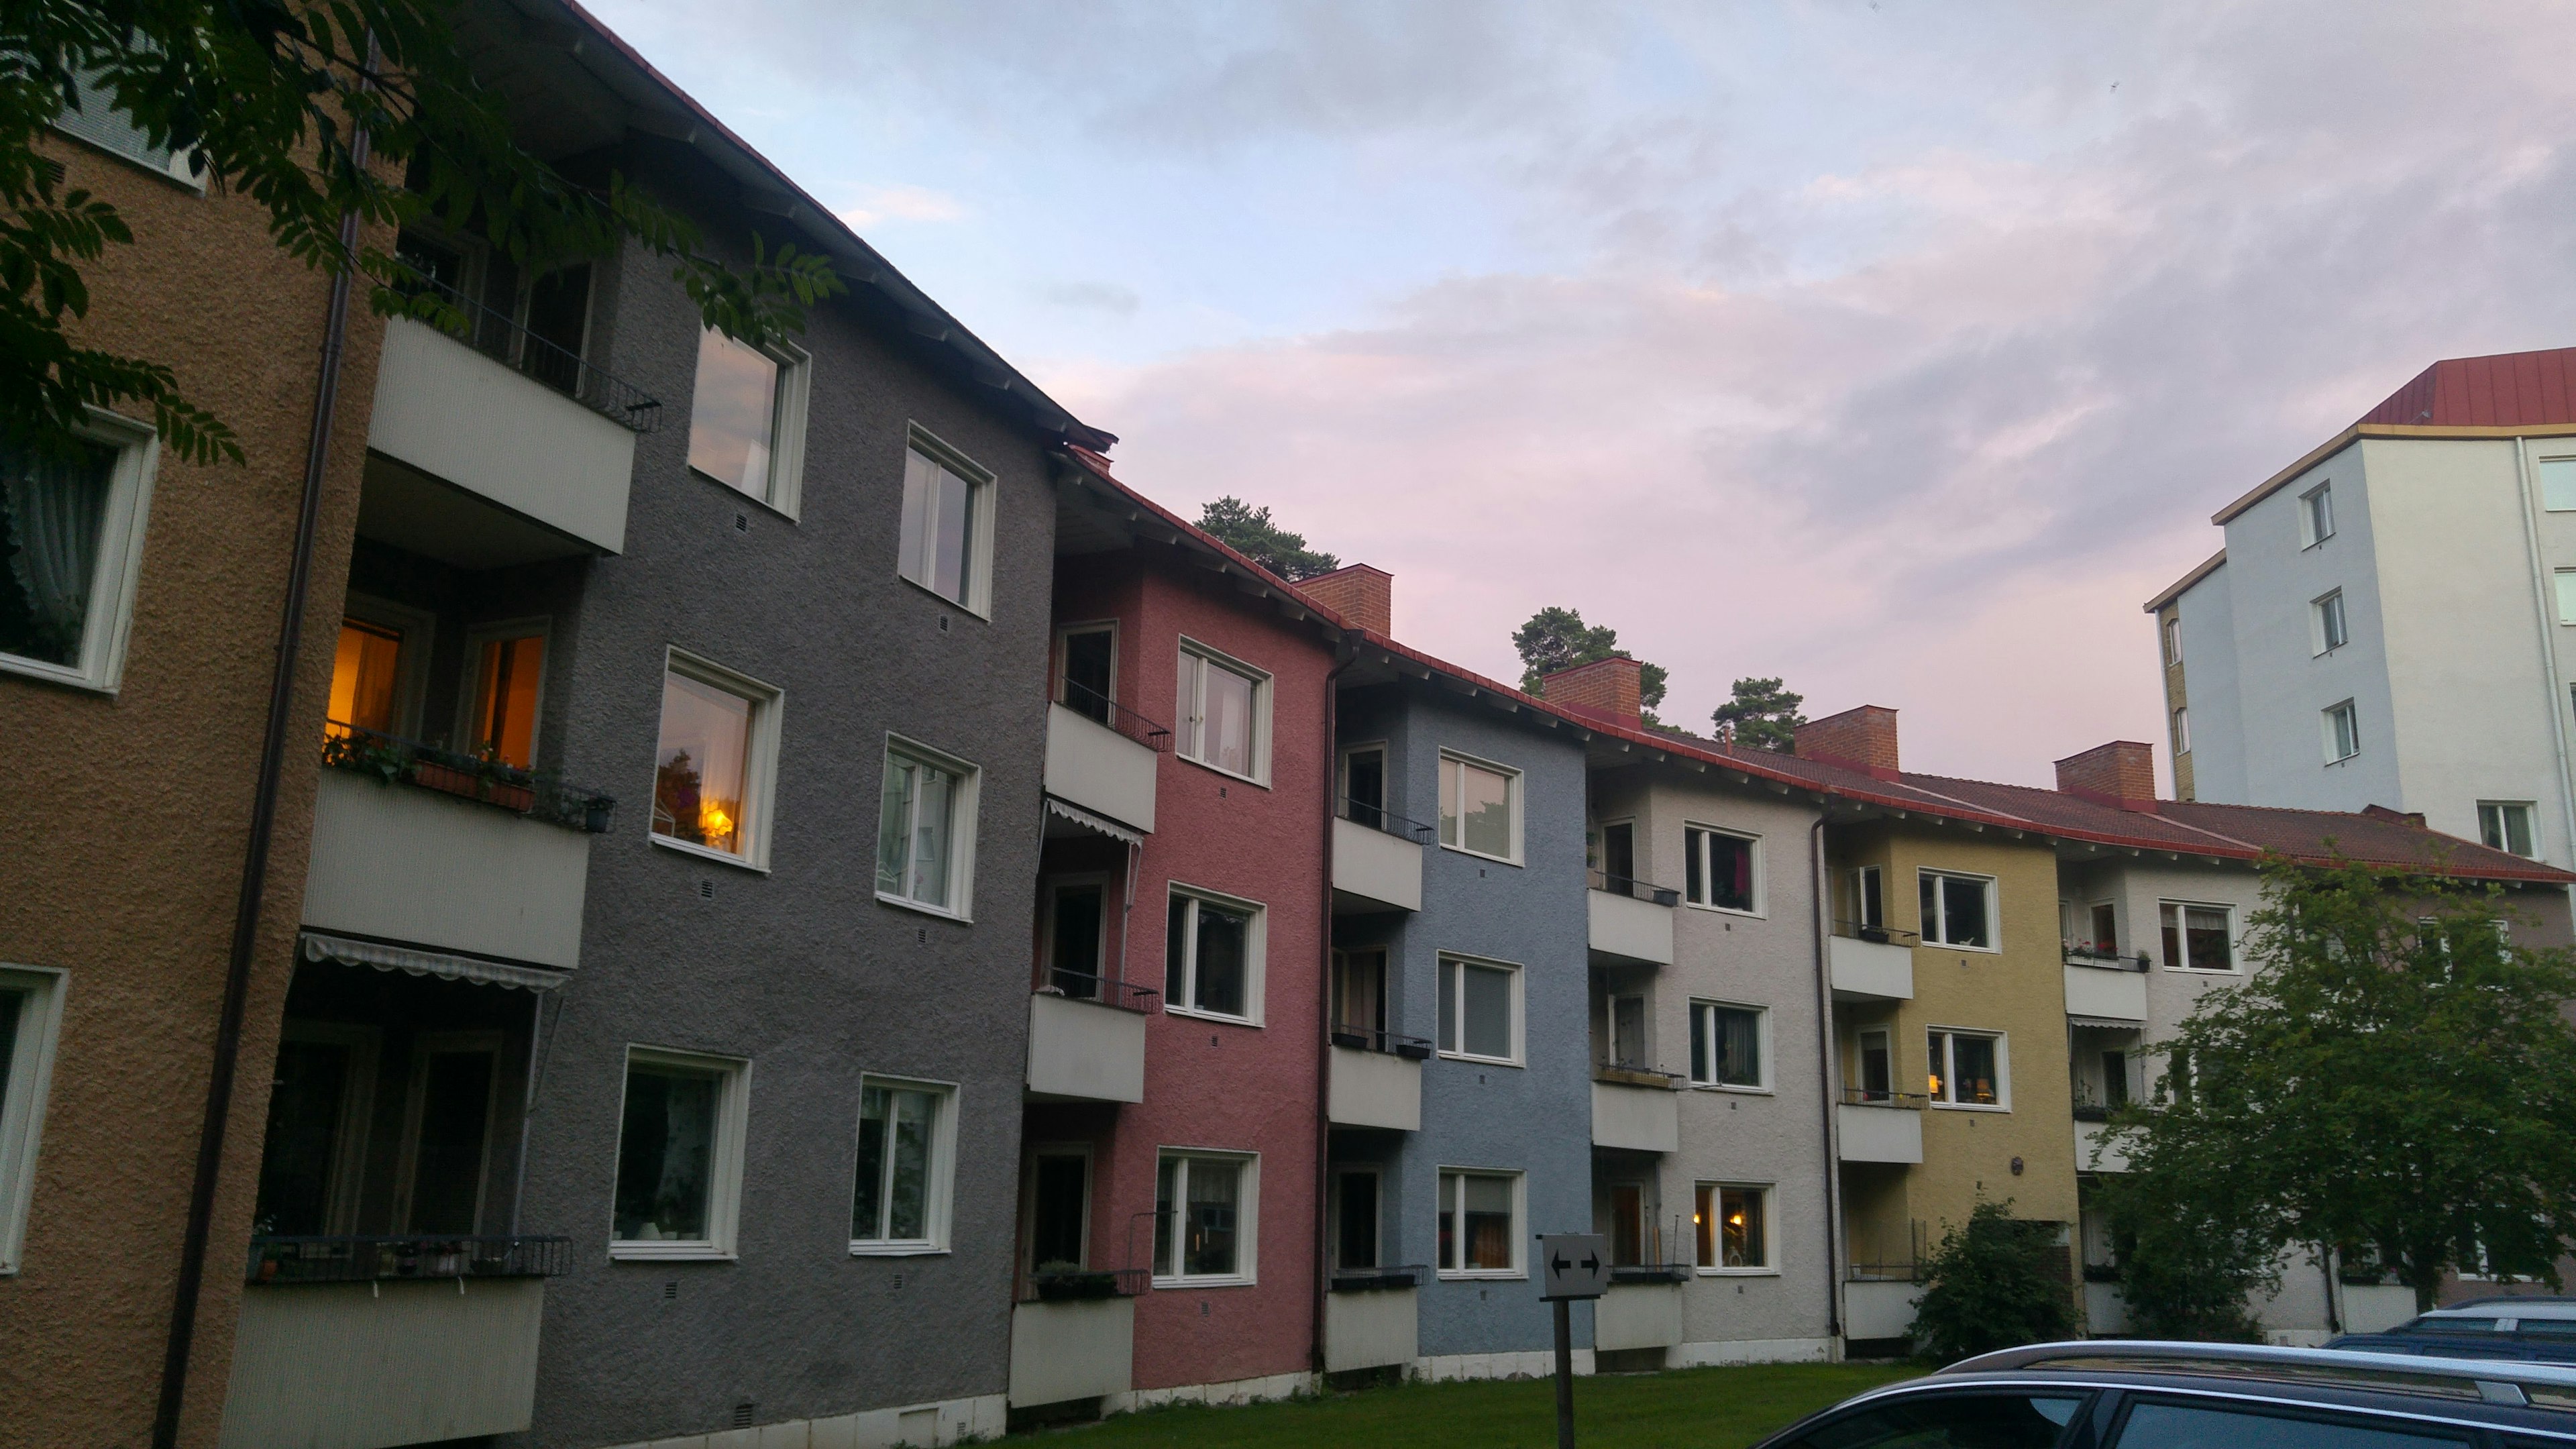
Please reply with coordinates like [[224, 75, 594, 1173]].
[[3, 442, 113, 662]]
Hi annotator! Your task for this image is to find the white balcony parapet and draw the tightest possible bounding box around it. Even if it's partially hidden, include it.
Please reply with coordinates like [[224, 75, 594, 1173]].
[[366, 315, 640, 555], [1595, 1281, 1685, 1350], [1323, 1276, 1419, 1373], [2063, 959, 2149, 1022], [1588, 887, 1675, 967], [1836, 1099, 1925, 1165], [219, 1278, 545, 1449], [1591, 1073, 1681, 1152], [1010, 1296, 1136, 1407], [1328, 1042, 1422, 1131], [2341, 1283, 2419, 1334], [1332, 816, 1422, 913], [2076, 1118, 2131, 1173], [303, 768, 591, 971], [1044, 702, 1159, 834], [1844, 1280, 1923, 1342], [1829, 934, 1915, 1001], [1026, 989, 1149, 1104]]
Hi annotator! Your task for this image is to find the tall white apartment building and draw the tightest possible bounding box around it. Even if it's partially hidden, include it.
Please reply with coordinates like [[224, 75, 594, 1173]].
[[2148, 347, 2576, 869]]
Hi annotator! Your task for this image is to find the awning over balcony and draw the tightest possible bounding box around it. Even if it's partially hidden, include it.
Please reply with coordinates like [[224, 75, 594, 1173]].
[[302, 932, 571, 993], [1044, 794, 1144, 847], [2068, 1014, 2144, 1030]]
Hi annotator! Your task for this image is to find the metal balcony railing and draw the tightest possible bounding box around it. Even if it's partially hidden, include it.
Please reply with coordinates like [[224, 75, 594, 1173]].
[[1330, 1263, 1424, 1292], [246, 1234, 570, 1285], [1610, 1261, 1690, 1285], [1589, 869, 1681, 907], [2064, 945, 2153, 971], [1330, 1023, 1434, 1059], [1018, 1266, 1150, 1303], [1841, 1086, 1929, 1110], [323, 722, 616, 833], [1596, 1062, 1688, 1089], [1847, 1220, 1930, 1283], [1038, 972, 1161, 1014], [1834, 920, 1921, 946], [392, 269, 661, 431], [1339, 796, 1436, 839], [1056, 682, 1172, 752]]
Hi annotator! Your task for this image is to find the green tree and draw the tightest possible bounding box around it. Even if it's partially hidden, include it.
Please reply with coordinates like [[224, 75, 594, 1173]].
[[2095, 1173, 2275, 1341], [1510, 605, 1669, 724], [2103, 857, 2576, 1312], [1711, 676, 1805, 751], [1196, 496, 1341, 580], [1909, 1199, 2080, 1362], [4, 0, 841, 463]]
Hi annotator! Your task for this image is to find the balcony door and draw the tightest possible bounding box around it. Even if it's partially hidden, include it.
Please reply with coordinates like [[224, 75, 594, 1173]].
[[1332, 948, 1387, 1042], [1331, 1167, 1381, 1271], [1026, 1146, 1091, 1271], [252, 1022, 379, 1236], [1044, 878, 1109, 999], [1857, 1027, 1892, 1101], [395, 1031, 501, 1234]]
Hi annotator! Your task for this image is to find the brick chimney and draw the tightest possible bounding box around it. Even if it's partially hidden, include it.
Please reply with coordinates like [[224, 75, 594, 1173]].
[[2054, 741, 2158, 812], [1301, 563, 1392, 635], [1794, 706, 1900, 779], [1541, 655, 1642, 725]]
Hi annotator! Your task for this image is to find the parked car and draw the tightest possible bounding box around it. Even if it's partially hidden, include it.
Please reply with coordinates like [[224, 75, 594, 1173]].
[[2329, 1297, 2576, 1365], [1748, 1341, 2576, 1449]]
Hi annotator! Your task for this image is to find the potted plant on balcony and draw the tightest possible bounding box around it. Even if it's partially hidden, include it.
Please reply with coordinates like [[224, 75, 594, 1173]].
[[1030, 1260, 1118, 1301]]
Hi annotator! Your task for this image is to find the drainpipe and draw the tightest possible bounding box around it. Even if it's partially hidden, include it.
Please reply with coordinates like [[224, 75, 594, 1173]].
[[153, 105, 372, 1449], [2511, 437, 2576, 904], [1313, 641, 1355, 1379], [1810, 816, 1843, 1349]]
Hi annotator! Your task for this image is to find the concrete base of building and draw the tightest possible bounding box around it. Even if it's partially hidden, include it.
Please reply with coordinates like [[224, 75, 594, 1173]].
[[1672, 1336, 1835, 1367], [1412, 1349, 1597, 1382], [610, 1391, 1007, 1449], [1108, 1369, 1318, 1413]]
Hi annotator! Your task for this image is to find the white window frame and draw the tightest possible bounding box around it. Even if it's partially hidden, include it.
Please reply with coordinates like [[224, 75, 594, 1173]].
[[0, 965, 69, 1275], [272, 1018, 380, 1236], [1847, 864, 1885, 932], [1917, 868, 2000, 953], [650, 647, 784, 873], [686, 327, 810, 517], [1021, 1141, 1095, 1273], [608, 1045, 751, 1261], [1175, 637, 1273, 786], [453, 615, 552, 767], [1437, 749, 1523, 865], [1696, 1181, 1779, 1277], [2478, 800, 2539, 859], [2556, 570, 2576, 627], [1683, 822, 1764, 916], [391, 1028, 503, 1234], [1926, 1027, 2010, 1112], [1436, 953, 1523, 1067], [1041, 873, 1114, 990], [52, 70, 203, 189], [2322, 699, 2361, 764], [1688, 998, 1772, 1093], [2159, 900, 2239, 974], [874, 733, 983, 922], [2163, 614, 2183, 666], [899, 425, 998, 617], [1165, 883, 1267, 1026], [0, 408, 158, 693], [1338, 740, 1391, 824], [1053, 621, 1118, 714], [848, 1073, 959, 1256], [2300, 480, 2334, 547], [337, 592, 437, 739], [2540, 455, 2576, 513], [1435, 1166, 1526, 1280], [2312, 589, 2349, 655], [2171, 706, 2191, 756], [1152, 1148, 1259, 1287]]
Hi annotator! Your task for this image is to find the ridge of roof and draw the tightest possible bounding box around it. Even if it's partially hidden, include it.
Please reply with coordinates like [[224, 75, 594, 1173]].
[[2144, 548, 2227, 613]]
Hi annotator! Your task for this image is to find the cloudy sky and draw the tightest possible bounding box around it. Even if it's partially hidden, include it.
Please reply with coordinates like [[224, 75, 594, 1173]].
[[592, 0, 2576, 786]]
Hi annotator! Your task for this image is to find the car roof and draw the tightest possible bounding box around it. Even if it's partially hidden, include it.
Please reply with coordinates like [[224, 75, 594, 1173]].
[[2425, 1299, 2576, 1324]]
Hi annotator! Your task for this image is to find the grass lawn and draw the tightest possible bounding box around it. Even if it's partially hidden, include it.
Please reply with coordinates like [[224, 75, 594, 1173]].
[[1024, 1361, 1925, 1449]]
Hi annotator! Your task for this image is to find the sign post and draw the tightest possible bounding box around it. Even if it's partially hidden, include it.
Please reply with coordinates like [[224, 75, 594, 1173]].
[[1538, 1233, 1610, 1449]]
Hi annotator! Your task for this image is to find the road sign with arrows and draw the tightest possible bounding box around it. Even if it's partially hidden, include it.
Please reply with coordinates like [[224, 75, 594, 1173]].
[[1538, 1232, 1610, 1301]]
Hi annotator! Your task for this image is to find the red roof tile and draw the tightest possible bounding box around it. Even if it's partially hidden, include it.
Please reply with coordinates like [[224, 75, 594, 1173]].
[[2356, 347, 2576, 429]]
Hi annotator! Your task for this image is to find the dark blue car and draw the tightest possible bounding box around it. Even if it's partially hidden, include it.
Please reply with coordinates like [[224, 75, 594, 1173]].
[[2329, 1297, 2576, 1366]]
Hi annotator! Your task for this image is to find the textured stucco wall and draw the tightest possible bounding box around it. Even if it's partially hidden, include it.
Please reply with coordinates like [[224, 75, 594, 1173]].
[[0, 135, 388, 1446]]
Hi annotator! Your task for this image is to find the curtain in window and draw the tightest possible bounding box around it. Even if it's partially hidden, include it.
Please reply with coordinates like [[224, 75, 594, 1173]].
[[1721, 1187, 1765, 1267], [615, 1067, 716, 1240], [1185, 1159, 1239, 1275], [1461, 963, 1511, 1058], [1, 440, 114, 667], [1711, 1007, 1760, 1085], [1192, 902, 1248, 1015], [1462, 1175, 1513, 1269]]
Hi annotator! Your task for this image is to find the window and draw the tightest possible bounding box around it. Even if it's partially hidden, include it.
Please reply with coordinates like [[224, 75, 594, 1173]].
[[1340, 744, 1388, 829], [1438, 955, 1520, 1064], [2300, 480, 2334, 546], [2157, 902, 2233, 971], [1927, 1029, 2006, 1108], [898, 433, 995, 614], [2557, 570, 2576, 625], [1332, 947, 1386, 1039], [685, 325, 808, 514], [1599, 820, 1635, 889], [394, 1032, 499, 1234], [2163, 614, 2182, 665], [1332, 1167, 1381, 1271], [0, 967, 68, 1273], [2100, 1050, 2129, 1108], [1684, 825, 1760, 912], [1154, 1151, 1255, 1283], [2110, 1400, 2471, 1449], [2479, 800, 2538, 858], [2088, 903, 2117, 954], [1043, 879, 1108, 997], [851, 1077, 956, 1254], [2312, 590, 2348, 653], [2171, 706, 2190, 756], [1438, 751, 1519, 862], [1, 414, 158, 692], [325, 594, 434, 742], [1849, 865, 1884, 932], [253, 1021, 378, 1237], [459, 621, 547, 768], [1166, 886, 1263, 1022], [875, 738, 981, 917], [1855, 1028, 1892, 1102], [1690, 1002, 1766, 1089], [1605, 993, 1648, 1070], [1176, 641, 1269, 782], [1056, 624, 1115, 724], [1917, 870, 1996, 949], [52, 64, 197, 184], [1695, 1183, 1771, 1271], [610, 1047, 748, 1258], [1026, 1148, 1090, 1270], [1771, 1393, 2086, 1449], [651, 651, 781, 868], [1437, 1169, 1521, 1277], [2322, 700, 2360, 763], [2541, 456, 2576, 512], [1605, 1179, 1649, 1266]]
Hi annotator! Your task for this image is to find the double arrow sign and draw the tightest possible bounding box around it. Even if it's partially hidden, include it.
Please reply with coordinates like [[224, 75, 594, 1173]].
[[1538, 1232, 1610, 1301]]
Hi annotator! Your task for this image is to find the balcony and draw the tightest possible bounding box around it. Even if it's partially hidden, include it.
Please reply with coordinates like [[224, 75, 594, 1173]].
[[1328, 1032, 1429, 1131], [1333, 813, 1424, 914], [1010, 1269, 1145, 1408], [219, 1235, 566, 1449], [2075, 1118, 2131, 1173], [1595, 1279, 1686, 1351], [1836, 1090, 1926, 1165], [2063, 949, 2149, 1022], [1044, 699, 1165, 835], [366, 305, 655, 561], [1591, 1069, 1683, 1153], [1025, 981, 1155, 1104], [1324, 1265, 1421, 1373], [302, 735, 612, 971], [1843, 1280, 1924, 1342], [1829, 926, 1916, 1002], [1588, 873, 1677, 967]]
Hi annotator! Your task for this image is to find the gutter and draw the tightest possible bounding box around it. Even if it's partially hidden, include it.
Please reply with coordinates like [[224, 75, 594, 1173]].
[[1809, 816, 1843, 1348]]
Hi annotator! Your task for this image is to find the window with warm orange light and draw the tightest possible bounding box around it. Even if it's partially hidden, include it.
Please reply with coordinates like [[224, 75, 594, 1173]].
[[1695, 1183, 1770, 1271], [653, 669, 755, 857], [466, 632, 545, 767], [327, 618, 404, 738]]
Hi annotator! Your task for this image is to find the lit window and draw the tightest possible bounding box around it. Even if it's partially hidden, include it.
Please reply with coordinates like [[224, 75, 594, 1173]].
[[876, 740, 980, 916], [898, 439, 993, 614], [2159, 902, 2235, 971], [2540, 456, 2576, 512], [2479, 801, 2538, 858], [610, 1047, 748, 1258], [328, 619, 405, 737], [685, 327, 808, 513], [1437, 1169, 1521, 1277], [1695, 1183, 1770, 1271], [1927, 1029, 2004, 1107], [1917, 869, 1996, 949], [2322, 700, 2361, 763], [0, 416, 158, 692], [0, 965, 68, 1273], [850, 1077, 955, 1253], [1155, 1152, 1254, 1283], [1438, 955, 1519, 1064], [1166, 887, 1263, 1021], [1690, 1002, 1766, 1089], [1438, 751, 1519, 861], [2313, 590, 2348, 653], [651, 652, 780, 867], [462, 625, 545, 767], [2300, 481, 2334, 546], [1684, 825, 1760, 912], [1177, 642, 1268, 781]]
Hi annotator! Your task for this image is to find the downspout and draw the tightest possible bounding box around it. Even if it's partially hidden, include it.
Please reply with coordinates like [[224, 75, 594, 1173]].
[[1313, 641, 1355, 1378], [2510, 437, 2576, 899], [1810, 816, 1843, 1349], [153, 101, 372, 1449]]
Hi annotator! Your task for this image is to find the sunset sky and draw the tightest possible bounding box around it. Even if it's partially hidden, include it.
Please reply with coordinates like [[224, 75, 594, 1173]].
[[588, 0, 2576, 786]]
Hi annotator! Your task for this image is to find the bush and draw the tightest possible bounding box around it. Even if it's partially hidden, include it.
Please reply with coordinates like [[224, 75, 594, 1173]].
[[1910, 1201, 2078, 1362], [2096, 1172, 2274, 1341]]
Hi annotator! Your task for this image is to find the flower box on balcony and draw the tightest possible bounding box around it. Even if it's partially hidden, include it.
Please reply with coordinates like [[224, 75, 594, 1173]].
[[1031, 1270, 1122, 1302]]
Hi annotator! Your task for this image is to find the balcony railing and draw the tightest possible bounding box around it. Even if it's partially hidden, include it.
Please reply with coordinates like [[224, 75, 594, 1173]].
[[1611, 1262, 1690, 1285], [323, 722, 615, 833], [1331, 1024, 1434, 1059], [1340, 797, 1436, 839], [1057, 682, 1172, 752], [1330, 1264, 1425, 1292], [1589, 869, 1682, 908], [2065, 945, 2153, 971], [1018, 1266, 1150, 1303], [1841, 1086, 1929, 1110], [1038, 973, 1160, 1013], [2071, 1086, 2133, 1123], [246, 1234, 570, 1285], [392, 270, 661, 431], [1835, 920, 1921, 947], [1597, 1063, 1687, 1089]]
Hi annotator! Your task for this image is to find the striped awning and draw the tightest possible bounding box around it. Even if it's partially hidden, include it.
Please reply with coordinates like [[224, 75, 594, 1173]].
[[301, 931, 570, 992], [1044, 795, 1144, 846], [2068, 1014, 2144, 1031]]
